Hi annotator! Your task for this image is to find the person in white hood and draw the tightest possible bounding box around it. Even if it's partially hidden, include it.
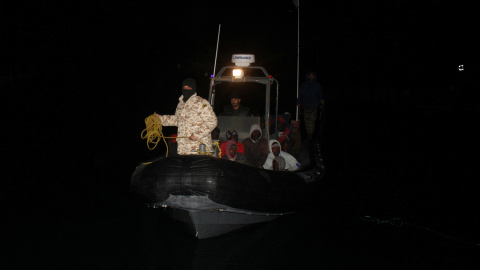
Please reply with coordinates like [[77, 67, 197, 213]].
[[263, 139, 300, 171]]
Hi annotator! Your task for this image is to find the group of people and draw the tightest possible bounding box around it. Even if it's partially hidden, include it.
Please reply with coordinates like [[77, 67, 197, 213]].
[[211, 124, 299, 171], [155, 72, 323, 171]]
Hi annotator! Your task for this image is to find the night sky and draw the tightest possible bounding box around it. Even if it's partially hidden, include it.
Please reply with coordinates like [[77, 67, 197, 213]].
[[5, 1, 477, 107], [4, 1, 480, 268], [4, 0, 478, 146]]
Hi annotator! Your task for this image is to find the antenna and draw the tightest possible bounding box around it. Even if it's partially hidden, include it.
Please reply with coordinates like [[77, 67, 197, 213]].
[[209, 24, 221, 106], [212, 24, 221, 77], [296, 1, 300, 121]]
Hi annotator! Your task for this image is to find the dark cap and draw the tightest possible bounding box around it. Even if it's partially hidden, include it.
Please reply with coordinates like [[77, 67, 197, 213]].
[[230, 91, 241, 99], [226, 130, 237, 140]]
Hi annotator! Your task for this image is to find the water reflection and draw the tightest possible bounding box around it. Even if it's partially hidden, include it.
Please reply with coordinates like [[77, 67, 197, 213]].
[[136, 204, 329, 270], [9, 100, 480, 269]]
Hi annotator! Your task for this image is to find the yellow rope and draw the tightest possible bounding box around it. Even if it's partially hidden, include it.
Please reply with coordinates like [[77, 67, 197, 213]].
[[213, 141, 222, 157], [140, 114, 182, 155], [194, 141, 221, 156], [140, 114, 221, 158]]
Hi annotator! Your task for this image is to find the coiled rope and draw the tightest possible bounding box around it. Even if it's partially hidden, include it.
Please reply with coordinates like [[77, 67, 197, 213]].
[[140, 114, 222, 157], [140, 114, 183, 155]]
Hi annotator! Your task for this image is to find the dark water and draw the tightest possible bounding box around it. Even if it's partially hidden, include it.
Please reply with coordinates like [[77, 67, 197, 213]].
[[5, 87, 480, 269]]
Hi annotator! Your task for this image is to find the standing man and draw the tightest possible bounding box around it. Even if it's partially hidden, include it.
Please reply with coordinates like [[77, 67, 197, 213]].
[[221, 91, 250, 116], [155, 78, 218, 155], [297, 72, 324, 140]]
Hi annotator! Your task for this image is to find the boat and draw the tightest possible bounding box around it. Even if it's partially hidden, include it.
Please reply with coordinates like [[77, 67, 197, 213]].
[[130, 54, 325, 239]]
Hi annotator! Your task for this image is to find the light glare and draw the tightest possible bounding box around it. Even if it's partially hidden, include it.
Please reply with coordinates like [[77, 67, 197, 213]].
[[233, 69, 244, 78]]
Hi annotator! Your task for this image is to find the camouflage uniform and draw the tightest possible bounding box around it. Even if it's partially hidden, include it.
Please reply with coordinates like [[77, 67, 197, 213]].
[[159, 93, 218, 155]]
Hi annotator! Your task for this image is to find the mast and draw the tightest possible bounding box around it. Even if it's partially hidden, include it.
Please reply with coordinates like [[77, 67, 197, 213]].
[[296, 0, 300, 121], [209, 24, 221, 106]]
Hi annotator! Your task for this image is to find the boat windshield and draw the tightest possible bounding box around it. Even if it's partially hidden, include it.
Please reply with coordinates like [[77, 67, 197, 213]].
[[212, 82, 265, 141], [209, 65, 279, 142]]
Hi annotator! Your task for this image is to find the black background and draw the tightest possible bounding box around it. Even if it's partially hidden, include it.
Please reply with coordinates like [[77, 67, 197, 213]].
[[3, 1, 480, 269]]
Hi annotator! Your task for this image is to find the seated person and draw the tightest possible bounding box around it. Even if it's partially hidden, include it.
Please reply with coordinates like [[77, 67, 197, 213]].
[[220, 129, 244, 157], [211, 127, 223, 143], [221, 91, 250, 116], [242, 124, 269, 168], [221, 140, 248, 164], [210, 127, 223, 157], [272, 156, 287, 171], [277, 115, 292, 143], [289, 120, 302, 158], [280, 139, 291, 154], [263, 140, 300, 171], [283, 112, 292, 124]]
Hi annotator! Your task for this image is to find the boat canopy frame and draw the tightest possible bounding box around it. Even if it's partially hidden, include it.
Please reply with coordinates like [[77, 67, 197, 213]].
[[208, 65, 279, 141]]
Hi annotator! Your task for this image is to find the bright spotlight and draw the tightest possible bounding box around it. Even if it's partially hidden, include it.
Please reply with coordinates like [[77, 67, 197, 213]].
[[233, 69, 244, 78]]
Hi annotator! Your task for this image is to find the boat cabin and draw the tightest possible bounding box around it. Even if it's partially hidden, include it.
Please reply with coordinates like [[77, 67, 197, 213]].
[[208, 54, 279, 142]]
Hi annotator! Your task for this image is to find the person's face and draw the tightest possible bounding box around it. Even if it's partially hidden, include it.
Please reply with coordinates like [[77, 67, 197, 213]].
[[229, 147, 237, 157], [307, 73, 315, 82], [273, 160, 279, 171], [292, 121, 299, 132], [272, 146, 280, 156], [212, 130, 219, 139], [230, 98, 241, 108], [251, 130, 261, 141], [232, 133, 238, 142], [277, 121, 285, 131], [183, 85, 193, 90], [281, 142, 290, 153]]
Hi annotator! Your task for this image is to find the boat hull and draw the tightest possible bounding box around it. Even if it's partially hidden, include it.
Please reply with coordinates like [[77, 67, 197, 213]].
[[151, 195, 288, 239], [131, 141, 324, 238]]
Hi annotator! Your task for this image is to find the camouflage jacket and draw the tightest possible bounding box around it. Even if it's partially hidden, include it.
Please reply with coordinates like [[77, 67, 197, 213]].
[[159, 93, 217, 155]]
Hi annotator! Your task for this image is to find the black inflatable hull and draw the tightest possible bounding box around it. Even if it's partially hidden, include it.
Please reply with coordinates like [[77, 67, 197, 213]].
[[131, 142, 324, 238]]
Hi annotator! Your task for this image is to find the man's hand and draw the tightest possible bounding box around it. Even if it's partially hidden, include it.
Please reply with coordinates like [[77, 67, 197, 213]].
[[189, 134, 197, 141]]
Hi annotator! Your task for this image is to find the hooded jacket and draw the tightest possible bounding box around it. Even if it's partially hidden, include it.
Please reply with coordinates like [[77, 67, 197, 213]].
[[220, 140, 244, 157], [273, 156, 286, 171], [219, 130, 244, 157], [221, 140, 248, 164], [159, 93, 218, 155], [241, 124, 269, 167], [263, 139, 300, 171]]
